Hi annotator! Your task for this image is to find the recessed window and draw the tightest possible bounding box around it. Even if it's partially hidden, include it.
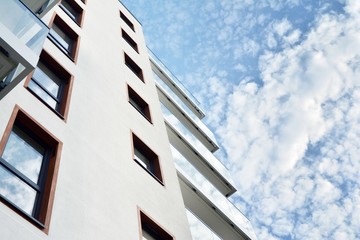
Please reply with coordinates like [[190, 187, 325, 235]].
[[49, 15, 79, 61], [25, 51, 73, 120], [59, 0, 84, 26], [121, 29, 138, 53], [128, 85, 151, 122], [132, 133, 163, 184], [120, 11, 134, 31], [124, 53, 144, 82], [0, 106, 62, 232], [140, 210, 173, 240]]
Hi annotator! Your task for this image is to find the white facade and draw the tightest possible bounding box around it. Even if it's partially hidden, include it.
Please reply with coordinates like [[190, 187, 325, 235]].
[[0, 0, 257, 239]]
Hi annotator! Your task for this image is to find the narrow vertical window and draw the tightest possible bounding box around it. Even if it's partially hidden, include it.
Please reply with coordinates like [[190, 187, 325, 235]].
[[132, 133, 163, 184], [120, 11, 135, 31], [59, 0, 84, 26], [121, 29, 138, 53], [25, 51, 73, 120], [124, 53, 144, 82], [128, 85, 151, 122], [49, 15, 79, 61], [140, 210, 173, 240], [0, 106, 62, 232]]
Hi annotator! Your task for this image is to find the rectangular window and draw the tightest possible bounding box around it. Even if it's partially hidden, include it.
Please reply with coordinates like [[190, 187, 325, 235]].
[[0, 106, 62, 233], [59, 0, 84, 26], [140, 210, 173, 240], [132, 133, 163, 184], [120, 11, 135, 31], [124, 53, 144, 82], [25, 51, 73, 120], [49, 15, 79, 61], [128, 85, 151, 122], [121, 29, 138, 53]]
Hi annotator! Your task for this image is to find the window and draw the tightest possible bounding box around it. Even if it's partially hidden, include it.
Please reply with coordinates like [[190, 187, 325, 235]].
[[132, 133, 163, 184], [25, 51, 73, 120], [128, 85, 151, 122], [120, 11, 134, 31], [140, 210, 173, 240], [59, 0, 84, 26], [124, 53, 144, 82], [49, 15, 79, 61], [121, 29, 138, 53], [0, 106, 62, 232]]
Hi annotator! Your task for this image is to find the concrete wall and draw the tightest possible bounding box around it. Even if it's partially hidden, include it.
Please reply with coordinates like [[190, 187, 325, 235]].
[[0, 0, 192, 239]]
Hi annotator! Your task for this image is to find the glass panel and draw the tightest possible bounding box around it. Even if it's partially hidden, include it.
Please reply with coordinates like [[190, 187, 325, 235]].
[[142, 229, 156, 240], [161, 103, 234, 184], [2, 126, 44, 184], [186, 209, 222, 240], [134, 148, 152, 171], [154, 72, 218, 146], [50, 24, 72, 53], [32, 63, 61, 97], [172, 146, 257, 240], [28, 81, 58, 109], [0, 165, 37, 216], [0, 0, 49, 55], [61, 1, 79, 22]]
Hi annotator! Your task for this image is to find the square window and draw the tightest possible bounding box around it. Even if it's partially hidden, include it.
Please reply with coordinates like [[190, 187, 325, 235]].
[[128, 85, 151, 122], [124, 53, 144, 82], [0, 106, 62, 233], [140, 210, 173, 240], [59, 0, 84, 26], [48, 15, 80, 61], [25, 51, 73, 120], [132, 133, 163, 184], [121, 29, 138, 53], [120, 11, 135, 31]]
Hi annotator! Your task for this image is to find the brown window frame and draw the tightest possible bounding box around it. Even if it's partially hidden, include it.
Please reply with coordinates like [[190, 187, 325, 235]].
[[127, 85, 151, 123], [59, 0, 84, 26], [0, 105, 62, 234], [121, 29, 138, 53], [138, 208, 173, 240], [124, 53, 144, 82], [120, 11, 135, 31], [48, 14, 80, 62], [24, 50, 73, 121], [132, 133, 163, 185]]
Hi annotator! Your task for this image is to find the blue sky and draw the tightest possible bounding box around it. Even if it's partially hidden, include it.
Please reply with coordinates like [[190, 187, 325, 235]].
[[121, 0, 360, 239]]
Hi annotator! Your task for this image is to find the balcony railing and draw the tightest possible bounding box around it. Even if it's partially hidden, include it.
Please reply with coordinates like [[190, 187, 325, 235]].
[[0, 0, 49, 99], [172, 146, 257, 240], [161, 103, 234, 186], [154, 71, 219, 149], [148, 48, 205, 117], [186, 209, 222, 240]]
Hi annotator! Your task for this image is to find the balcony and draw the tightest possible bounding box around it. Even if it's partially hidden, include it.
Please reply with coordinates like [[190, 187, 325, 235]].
[[148, 48, 205, 119], [172, 146, 257, 240], [154, 72, 219, 152], [161, 103, 236, 193], [0, 0, 49, 100]]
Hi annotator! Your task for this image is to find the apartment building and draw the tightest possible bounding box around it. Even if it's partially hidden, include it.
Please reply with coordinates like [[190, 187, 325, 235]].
[[0, 0, 257, 239]]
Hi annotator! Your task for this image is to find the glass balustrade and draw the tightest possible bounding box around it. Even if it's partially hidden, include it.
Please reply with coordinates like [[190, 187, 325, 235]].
[[161, 103, 234, 185], [186, 209, 222, 240], [154, 71, 218, 147], [148, 48, 204, 113], [0, 0, 48, 55], [172, 146, 257, 240]]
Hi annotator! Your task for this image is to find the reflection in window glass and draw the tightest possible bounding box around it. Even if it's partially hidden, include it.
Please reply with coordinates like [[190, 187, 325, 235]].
[[50, 23, 73, 54], [28, 62, 62, 110], [2, 126, 44, 183], [0, 165, 37, 215], [134, 148, 152, 172]]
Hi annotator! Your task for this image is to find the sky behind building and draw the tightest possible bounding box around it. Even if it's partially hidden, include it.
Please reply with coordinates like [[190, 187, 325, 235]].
[[122, 1, 360, 239]]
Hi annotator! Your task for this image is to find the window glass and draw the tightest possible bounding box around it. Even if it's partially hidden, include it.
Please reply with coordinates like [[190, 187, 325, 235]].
[[2, 126, 44, 183], [61, 0, 79, 22], [0, 165, 37, 215], [50, 24, 73, 53], [134, 148, 152, 171]]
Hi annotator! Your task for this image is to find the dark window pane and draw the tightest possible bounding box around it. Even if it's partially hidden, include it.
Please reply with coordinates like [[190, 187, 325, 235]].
[[28, 81, 58, 109], [0, 165, 37, 215], [2, 126, 44, 184]]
